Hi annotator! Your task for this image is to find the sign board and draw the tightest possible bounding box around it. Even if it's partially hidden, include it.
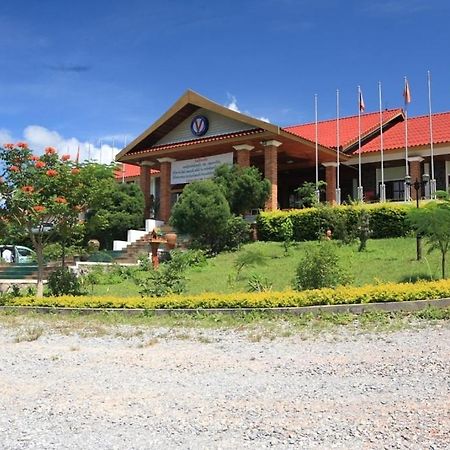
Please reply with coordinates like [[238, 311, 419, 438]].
[[171, 152, 233, 185]]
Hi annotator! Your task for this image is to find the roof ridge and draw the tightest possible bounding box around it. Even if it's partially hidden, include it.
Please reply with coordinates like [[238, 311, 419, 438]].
[[284, 108, 402, 129], [406, 110, 450, 121]]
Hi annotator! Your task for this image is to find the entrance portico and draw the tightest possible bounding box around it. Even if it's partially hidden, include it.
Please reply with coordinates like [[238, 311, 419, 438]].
[[116, 90, 343, 222]]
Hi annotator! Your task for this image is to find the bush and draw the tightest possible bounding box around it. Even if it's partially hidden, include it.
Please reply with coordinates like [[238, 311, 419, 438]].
[[213, 216, 251, 252], [47, 268, 83, 296], [170, 180, 231, 251], [292, 242, 352, 290], [257, 203, 412, 242], [8, 279, 450, 309]]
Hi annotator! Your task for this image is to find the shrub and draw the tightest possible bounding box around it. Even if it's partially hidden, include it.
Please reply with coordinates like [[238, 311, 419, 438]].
[[8, 279, 450, 309], [214, 215, 251, 252], [47, 268, 83, 296], [257, 203, 412, 242], [170, 180, 231, 251], [292, 241, 352, 290]]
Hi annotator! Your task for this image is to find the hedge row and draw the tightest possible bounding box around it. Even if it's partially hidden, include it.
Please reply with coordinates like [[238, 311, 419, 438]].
[[256, 203, 413, 242], [5, 279, 450, 309]]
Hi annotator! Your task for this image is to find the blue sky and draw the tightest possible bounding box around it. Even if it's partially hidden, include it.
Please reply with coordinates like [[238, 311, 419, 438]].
[[1, 0, 450, 160]]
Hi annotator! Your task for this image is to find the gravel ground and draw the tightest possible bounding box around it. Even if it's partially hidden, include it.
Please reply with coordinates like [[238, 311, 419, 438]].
[[0, 318, 449, 449]]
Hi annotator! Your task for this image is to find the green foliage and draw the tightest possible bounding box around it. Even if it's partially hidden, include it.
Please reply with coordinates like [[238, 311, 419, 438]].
[[214, 164, 270, 215], [247, 273, 273, 292], [85, 181, 144, 249], [257, 203, 412, 242], [293, 242, 352, 290], [357, 210, 372, 251], [294, 181, 326, 208], [213, 215, 251, 252], [0, 143, 113, 297], [408, 201, 450, 278], [8, 280, 450, 310], [170, 180, 231, 251], [234, 249, 267, 281], [47, 268, 83, 296], [280, 218, 294, 255]]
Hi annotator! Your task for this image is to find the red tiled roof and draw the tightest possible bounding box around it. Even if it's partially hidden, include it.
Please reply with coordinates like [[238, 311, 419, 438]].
[[358, 111, 450, 154], [129, 128, 265, 156], [284, 109, 402, 149], [115, 163, 159, 180]]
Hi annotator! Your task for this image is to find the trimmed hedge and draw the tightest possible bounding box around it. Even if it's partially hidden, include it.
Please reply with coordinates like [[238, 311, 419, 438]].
[[256, 203, 413, 241], [4, 279, 450, 309]]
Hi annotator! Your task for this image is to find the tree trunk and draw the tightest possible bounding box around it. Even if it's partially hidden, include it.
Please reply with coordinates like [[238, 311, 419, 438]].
[[36, 243, 45, 298], [442, 252, 446, 279]]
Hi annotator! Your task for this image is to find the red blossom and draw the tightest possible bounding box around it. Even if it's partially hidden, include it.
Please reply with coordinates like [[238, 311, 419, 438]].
[[46, 169, 58, 177], [3, 143, 14, 149], [9, 165, 20, 172], [28, 155, 39, 161], [0, 177, 4, 184], [61, 154, 71, 161], [71, 168, 80, 175], [45, 147, 57, 155], [21, 185, 35, 193], [55, 197, 67, 204], [16, 142, 28, 149], [33, 205, 46, 212], [35, 161, 46, 169]]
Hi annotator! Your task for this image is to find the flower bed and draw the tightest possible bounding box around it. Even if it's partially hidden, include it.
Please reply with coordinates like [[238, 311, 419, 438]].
[[4, 279, 450, 310]]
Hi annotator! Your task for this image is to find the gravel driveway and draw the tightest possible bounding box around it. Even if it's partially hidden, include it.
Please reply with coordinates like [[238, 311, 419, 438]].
[[0, 317, 449, 449]]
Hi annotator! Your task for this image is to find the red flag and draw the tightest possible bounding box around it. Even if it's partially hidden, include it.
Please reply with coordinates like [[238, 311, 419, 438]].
[[403, 78, 411, 104], [358, 89, 365, 112]]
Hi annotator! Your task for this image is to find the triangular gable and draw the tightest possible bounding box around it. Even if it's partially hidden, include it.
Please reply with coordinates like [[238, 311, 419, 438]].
[[155, 107, 258, 146], [116, 90, 280, 161]]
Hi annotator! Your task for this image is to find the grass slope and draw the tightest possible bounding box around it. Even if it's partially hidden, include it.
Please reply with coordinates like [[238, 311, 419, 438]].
[[92, 237, 443, 297]]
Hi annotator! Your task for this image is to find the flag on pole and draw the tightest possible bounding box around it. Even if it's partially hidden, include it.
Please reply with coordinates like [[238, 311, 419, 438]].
[[359, 89, 365, 112], [403, 78, 411, 105]]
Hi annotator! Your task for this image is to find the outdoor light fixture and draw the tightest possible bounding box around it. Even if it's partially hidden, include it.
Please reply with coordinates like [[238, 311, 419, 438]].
[[405, 173, 429, 260]]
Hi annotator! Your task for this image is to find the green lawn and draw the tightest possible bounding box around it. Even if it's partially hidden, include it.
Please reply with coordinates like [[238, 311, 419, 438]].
[[91, 237, 444, 297]]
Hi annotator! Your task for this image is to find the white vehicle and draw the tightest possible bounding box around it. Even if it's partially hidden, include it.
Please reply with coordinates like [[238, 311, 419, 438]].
[[0, 245, 36, 264]]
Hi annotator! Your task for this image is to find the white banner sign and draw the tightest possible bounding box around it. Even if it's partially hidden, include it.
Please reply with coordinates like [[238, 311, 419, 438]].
[[171, 152, 233, 185]]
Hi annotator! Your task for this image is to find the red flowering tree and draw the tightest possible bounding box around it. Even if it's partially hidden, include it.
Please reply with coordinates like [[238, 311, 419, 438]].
[[0, 143, 111, 297]]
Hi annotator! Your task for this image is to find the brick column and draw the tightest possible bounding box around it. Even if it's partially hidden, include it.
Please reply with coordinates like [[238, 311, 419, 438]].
[[233, 144, 254, 167], [323, 162, 337, 204], [409, 157, 424, 200], [157, 158, 176, 223], [139, 161, 154, 219], [262, 140, 282, 211]]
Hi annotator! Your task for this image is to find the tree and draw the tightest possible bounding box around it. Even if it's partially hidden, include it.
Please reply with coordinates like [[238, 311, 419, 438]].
[[170, 180, 231, 251], [85, 181, 144, 249], [408, 201, 450, 279], [0, 143, 109, 297], [213, 164, 270, 215], [294, 181, 326, 208]]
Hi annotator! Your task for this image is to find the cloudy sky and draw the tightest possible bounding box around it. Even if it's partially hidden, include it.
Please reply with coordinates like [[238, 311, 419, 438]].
[[1, 0, 450, 160]]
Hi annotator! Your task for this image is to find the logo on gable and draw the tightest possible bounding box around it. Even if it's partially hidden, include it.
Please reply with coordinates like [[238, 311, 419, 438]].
[[190, 115, 209, 137]]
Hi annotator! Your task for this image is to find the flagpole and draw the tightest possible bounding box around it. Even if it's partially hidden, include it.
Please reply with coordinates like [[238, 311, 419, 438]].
[[314, 94, 320, 203], [336, 89, 341, 205], [428, 70, 436, 198], [357, 86, 363, 201], [378, 81, 386, 202], [404, 77, 411, 202], [88, 143, 92, 161], [122, 137, 127, 183]]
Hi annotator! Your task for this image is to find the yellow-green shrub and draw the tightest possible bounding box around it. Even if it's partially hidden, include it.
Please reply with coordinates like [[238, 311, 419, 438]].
[[256, 203, 413, 241], [5, 279, 450, 309]]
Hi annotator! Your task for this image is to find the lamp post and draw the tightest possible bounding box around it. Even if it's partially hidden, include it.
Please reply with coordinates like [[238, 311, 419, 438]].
[[405, 173, 429, 260]]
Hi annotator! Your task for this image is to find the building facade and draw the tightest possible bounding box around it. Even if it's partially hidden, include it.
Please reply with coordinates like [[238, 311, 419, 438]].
[[116, 90, 450, 222]]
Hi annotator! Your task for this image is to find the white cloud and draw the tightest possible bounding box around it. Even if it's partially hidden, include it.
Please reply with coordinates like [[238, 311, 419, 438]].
[[225, 94, 240, 112], [1, 125, 124, 164], [224, 93, 271, 123], [0, 128, 13, 146]]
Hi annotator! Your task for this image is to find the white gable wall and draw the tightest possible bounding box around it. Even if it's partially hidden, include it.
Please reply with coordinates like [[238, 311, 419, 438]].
[[154, 108, 256, 146]]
